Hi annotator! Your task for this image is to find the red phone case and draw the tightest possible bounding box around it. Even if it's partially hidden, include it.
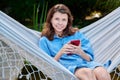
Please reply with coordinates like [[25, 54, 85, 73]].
[[70, 40, 80, 46], [67, 40, 80, 55]]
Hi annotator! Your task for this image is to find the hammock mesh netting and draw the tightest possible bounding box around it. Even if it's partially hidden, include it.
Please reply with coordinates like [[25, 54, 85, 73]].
[[0, 34, 76, 80]]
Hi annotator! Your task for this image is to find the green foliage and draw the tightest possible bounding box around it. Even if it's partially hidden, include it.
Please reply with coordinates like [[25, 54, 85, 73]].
[[93, 0, 120, 14], [0, 0, 35, 22], [1, 0, 120, 29], [39, 1, 48, 31], [33, 1, 48, 31], [33, 4, 39, 31]]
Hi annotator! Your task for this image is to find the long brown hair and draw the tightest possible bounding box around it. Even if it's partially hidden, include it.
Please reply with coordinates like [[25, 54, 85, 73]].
[[41, 4, 79, 40]]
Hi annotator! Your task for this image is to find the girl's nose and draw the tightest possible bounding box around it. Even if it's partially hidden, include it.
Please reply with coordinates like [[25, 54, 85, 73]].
[[58, 20, 63, 25]]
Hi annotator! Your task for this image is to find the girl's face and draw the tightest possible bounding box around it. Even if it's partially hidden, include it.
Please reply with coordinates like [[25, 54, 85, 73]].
[[51, 11, 68, 35]]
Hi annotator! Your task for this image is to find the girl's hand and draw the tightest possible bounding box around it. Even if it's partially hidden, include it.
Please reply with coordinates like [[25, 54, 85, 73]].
[[54, 43, 74, 60], [67, 43, 82, 55], [54, 43, 90, 61], [59, 43, 82, 55], [67, 44, 91, 61], [59, 43, 75, 55], [54, 43, 80, 61]]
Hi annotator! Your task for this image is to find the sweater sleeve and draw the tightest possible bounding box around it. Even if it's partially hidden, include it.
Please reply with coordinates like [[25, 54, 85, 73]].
[[79, 31, 94, 61], [39, 37, 51, 56]]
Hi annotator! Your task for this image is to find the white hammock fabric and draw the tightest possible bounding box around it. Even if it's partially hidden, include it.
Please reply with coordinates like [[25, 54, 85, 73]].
[[0, 7, 120, 80]]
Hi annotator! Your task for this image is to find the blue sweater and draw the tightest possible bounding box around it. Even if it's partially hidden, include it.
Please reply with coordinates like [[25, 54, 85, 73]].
[[39, 31, 102, 73]]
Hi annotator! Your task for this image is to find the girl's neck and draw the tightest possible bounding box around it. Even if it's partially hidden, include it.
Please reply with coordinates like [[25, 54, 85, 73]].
[[55, 31, 63, 37]]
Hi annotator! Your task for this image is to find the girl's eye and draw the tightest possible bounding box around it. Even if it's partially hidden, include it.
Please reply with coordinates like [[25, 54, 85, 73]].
[[63, 19, 67, 21], [55, 18, 59, 20]]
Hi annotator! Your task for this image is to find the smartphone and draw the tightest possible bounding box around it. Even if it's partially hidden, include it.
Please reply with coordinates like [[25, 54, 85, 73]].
[[67, 40, 80, 55], [70, 40, 80, 46]]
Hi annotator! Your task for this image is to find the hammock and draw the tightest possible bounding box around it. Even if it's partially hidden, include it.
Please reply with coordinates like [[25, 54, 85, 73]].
[[0, 7, 120, 80]]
